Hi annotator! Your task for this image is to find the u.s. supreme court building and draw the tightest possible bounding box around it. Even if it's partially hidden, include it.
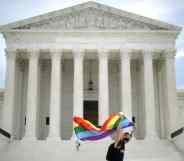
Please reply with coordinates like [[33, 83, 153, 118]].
[[0, 1, 184, 161]]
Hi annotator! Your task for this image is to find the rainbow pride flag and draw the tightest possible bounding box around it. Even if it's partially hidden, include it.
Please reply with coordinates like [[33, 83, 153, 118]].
[[73, 113, 133, 141]]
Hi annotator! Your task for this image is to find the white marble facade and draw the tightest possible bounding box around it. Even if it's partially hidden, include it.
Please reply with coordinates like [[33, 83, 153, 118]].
[[0, 2, 182, 142]]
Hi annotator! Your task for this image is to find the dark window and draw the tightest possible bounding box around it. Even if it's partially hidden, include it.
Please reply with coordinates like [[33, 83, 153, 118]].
[[83, 101, 98, 126], [46, 117, 50, 125], [24, 116, 26, 125]]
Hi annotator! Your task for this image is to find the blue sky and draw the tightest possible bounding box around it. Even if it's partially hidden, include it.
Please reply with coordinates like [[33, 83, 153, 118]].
[[0, 0, 183, 88]]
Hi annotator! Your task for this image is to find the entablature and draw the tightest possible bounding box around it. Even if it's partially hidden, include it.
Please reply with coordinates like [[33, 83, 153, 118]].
[[5, 47, 176, 60]]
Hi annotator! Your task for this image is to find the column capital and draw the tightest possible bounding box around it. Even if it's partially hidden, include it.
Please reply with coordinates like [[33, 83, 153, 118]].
[[120, 48, 132, 53], [120, 48, 132, 59], [50, 49, 63, 59], [142, 49, 154, 59], [18, 59, 26, 72], [27, 49, 40, 59], [98, 48, 109, 59], [164, 48, 176, 59], [5, 48, 17, 59], [73, 48, 85, 59]]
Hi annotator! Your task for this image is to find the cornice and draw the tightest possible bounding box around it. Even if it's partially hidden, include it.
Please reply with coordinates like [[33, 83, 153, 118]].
[[2, 29, 180, 34], [3, 30, 179, 45]]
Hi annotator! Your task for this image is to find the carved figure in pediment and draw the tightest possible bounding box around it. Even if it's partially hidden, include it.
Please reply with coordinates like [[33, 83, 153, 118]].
[[95, 14, 104, 28], [87, 8, 95, 27], [12, 8, 166, 30], [66, 15, 75, 29]]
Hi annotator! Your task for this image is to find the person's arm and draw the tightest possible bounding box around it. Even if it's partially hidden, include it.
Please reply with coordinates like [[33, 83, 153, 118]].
[[114, 125, 122, 148], [128, 126, 136, 141]]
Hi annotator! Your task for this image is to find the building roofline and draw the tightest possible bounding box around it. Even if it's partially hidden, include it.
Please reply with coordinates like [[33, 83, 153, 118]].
[[0, 1, 182, 32]]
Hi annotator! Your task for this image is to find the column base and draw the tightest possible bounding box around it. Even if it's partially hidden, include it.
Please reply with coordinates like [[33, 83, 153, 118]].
[[47, 136, 61, 142], [22, 136, 38, 142], [70, 134, 78, 141], [130, 136, 136, 141], [144, 135, 160, 141]]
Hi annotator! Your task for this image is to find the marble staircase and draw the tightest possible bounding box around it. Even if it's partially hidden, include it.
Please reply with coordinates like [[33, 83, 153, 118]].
[[0, 137, 183, 161]]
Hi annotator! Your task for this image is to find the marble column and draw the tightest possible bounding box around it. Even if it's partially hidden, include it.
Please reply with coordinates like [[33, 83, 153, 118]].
[[1, 49, 17, 139], [120, 49, 132, 120], [48, 50, 62, 140], [73, 49, 84, 117], [164, 50, 179, 138], [25, 50, 39, 139], [98, 49, 109, 125], [143, 50, 158, 139]]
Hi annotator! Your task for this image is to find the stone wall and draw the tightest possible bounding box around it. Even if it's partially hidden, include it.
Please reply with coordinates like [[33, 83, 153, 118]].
[[173, 89, 184, 152], [177, 89, 184, 123], [0, 89, 4, 122]]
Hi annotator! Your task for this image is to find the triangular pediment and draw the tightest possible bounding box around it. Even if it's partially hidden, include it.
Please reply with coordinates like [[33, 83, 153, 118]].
[[8, 8, 170, 30], [0, 1, 181, 31]]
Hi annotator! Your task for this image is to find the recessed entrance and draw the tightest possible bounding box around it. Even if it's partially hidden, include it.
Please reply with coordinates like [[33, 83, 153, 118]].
[[83, 101, 98, 126]]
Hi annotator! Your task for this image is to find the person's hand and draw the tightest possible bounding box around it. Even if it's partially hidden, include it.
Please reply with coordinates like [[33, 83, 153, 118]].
[[118, 112, 124, 118]]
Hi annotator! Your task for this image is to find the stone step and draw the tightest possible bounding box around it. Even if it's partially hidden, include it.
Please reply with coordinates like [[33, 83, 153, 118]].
[[0, 139, 183, 161]]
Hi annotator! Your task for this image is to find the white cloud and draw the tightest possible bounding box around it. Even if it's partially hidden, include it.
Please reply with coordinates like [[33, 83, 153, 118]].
[[120, 1, 169, 19], [39, 0, 92, 13], [176, 50, 184, 58], [40, 0, 173, 20]]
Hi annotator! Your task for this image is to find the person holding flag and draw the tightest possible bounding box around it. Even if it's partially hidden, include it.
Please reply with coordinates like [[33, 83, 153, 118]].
[[106, 114, 136, 161], [73, 112, 135, 158]]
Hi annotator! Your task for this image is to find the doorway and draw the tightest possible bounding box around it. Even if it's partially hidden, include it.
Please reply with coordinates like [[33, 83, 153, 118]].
[[83, 101, 98, 126]]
